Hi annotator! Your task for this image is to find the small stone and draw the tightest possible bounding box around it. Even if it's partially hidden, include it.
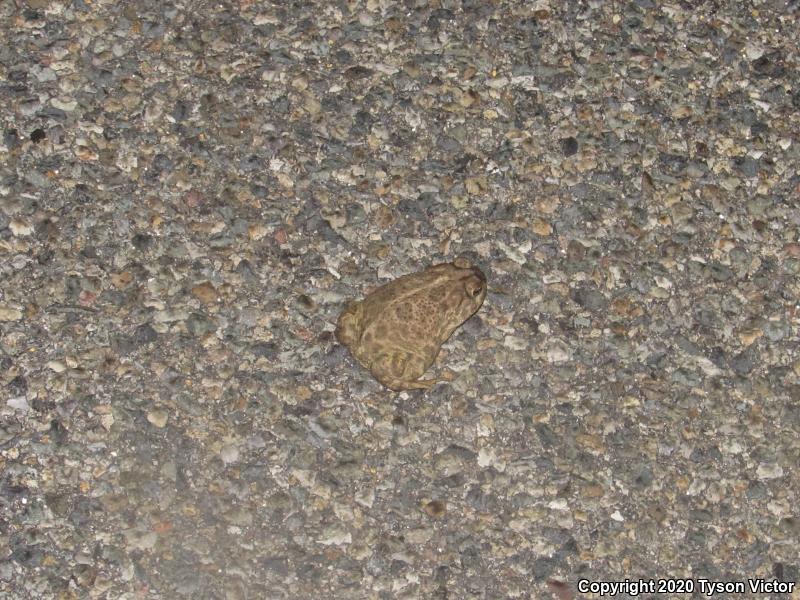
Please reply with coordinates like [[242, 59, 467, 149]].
[[465, 176, 487, 195], [503, 335, 528, 350], [561, 136, 578, 156], [47, 360, 66, 372], [0, 306, 23, 321], [458, 89, 479, 107], [354, 487, 375, 509], [531, 218, 552, 236], [3, 128, 20, 149], [7, 396, 30, 412], [756, 463, 784, 479], [708, 263, 734, 282], [546, 340, 571, 363], [248, 223, 268, 240], [219, 443, 240, 464], [405, 528, 433, 545], [186, 313, 216, 336], [570, 286, 607, 312], [147, 409, 169, 428], [223, 508, 253, 526], [51, 97, 77, 112], [762, 320, 789, 342], [9, 219, 33, 236], [132, 324, 158, 346], [729, 349, 756, 376], [75, 145, 99, 161], [547, 580, 573, 600], [422, 500, 447, 518], [671, 105, 693, 119], [191, 281, 217, 304], [110, 272, 133, 288], [19, 98, 41, 117], [30, 128, 46, 143], [316, 525, 351, 546], [582, 484, 605, 498], [100, 413, 115, 430]]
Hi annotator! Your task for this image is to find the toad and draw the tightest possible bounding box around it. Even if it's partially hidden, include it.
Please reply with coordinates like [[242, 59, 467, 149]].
[[335, 258, 487, 391]]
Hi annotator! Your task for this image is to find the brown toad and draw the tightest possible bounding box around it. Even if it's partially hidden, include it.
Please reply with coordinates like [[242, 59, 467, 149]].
[[335, 257, 487, 391]]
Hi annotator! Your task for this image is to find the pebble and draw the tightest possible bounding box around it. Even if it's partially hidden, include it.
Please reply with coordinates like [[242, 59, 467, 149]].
[[219, 443, 240, 465], [146, 409, 168, 428], [9, 219, 33, 236], [0, 306, 23, 321]]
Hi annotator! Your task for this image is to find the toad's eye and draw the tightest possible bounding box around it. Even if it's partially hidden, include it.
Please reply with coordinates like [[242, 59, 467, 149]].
[[466, 282, 483, 297]]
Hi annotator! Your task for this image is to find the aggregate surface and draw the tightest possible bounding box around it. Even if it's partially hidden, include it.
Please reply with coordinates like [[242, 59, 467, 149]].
[[1, 0, 799, 598]]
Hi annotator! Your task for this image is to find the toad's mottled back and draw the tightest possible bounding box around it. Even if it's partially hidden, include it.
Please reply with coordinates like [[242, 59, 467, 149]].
[[335, 257, 487, 391]]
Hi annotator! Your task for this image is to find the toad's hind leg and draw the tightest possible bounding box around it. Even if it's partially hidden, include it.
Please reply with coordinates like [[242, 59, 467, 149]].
[[369, 351, 439, 391]]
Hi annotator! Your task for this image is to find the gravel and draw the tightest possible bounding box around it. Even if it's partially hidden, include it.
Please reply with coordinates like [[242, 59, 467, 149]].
[[1, 0, 799, 598]]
